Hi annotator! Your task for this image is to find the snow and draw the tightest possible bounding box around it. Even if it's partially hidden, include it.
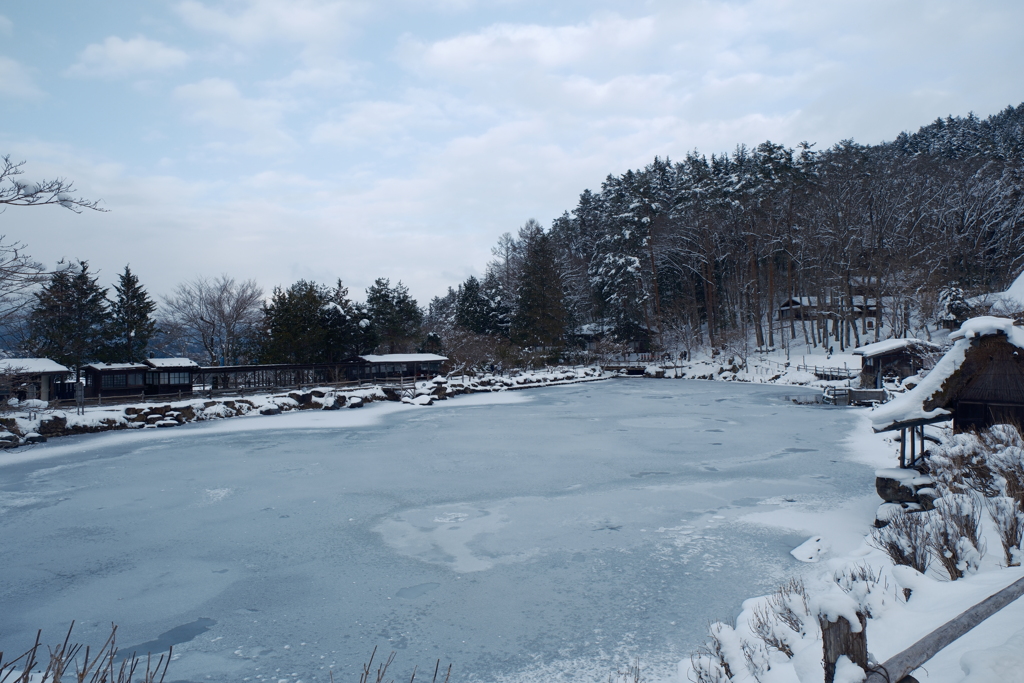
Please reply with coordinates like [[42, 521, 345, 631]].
[[852, 338, 939, 358], [834, 655, 866, 683], [985, 269, 1024, 316], [958, 626, 1024, 683], [359, 353, 448, 363], [875, 468, 933, 487], [790, 535, 829, 562], [145, 357, 199, 368], [949, 315, 1024, 343], [84, 362, 148, 371], [0, 358, 70, 374]]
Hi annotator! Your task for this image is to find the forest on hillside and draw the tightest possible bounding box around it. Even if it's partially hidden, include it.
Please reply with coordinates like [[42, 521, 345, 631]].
[[428, 103, 1024, 365]]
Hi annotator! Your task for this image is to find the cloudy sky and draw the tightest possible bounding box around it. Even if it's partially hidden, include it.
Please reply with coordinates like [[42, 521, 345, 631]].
[[1, 0, 1022, 304]]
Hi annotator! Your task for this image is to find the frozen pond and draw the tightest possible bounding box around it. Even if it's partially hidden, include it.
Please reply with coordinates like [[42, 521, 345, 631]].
[[0, 379, 873, 683]]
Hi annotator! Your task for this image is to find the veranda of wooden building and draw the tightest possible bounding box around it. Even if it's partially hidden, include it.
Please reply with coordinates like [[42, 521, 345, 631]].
[[871, 317, 1024, 467], [852, 338, 942, 389]]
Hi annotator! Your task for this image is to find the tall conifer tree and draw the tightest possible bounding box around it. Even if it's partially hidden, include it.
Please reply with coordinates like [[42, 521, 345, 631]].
[[29, 261, 110, 376], [110, 265, 156, 362], [365, 278, 423, 353], [512, 231, 566, 351]]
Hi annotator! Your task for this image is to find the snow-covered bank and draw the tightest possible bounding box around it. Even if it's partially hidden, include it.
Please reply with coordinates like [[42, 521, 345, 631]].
[[634, 349, 861, 389], [682, 414, 1024, 683], [0, 366, 610, 451]]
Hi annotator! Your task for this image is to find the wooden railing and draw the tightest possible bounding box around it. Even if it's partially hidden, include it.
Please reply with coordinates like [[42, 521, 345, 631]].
[[822, 574, 1024, 683]]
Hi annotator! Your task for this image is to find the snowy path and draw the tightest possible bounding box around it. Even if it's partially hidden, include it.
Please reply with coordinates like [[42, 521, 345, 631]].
[[0, 380, 875, 683]]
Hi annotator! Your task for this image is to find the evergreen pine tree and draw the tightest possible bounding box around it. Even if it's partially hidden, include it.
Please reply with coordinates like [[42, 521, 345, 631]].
[[365, 278, 423, 353], [455, 275, 489, 334], [29, 261, 111, 376], [261, 279, 369, 363], [110, 265, 156, 362], [480, 270, 512, 337], [511, 231, 566, 352]]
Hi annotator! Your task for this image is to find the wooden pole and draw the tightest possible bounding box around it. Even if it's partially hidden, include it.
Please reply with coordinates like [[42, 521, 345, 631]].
[[900, 428, 907, 469], [821, 612, 868, 683]]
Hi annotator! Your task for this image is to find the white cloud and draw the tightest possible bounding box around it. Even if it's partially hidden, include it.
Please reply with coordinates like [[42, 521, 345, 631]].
[[263, 59, 357, 91], [310, 90, 484, 148], [66, 36, 190, 79], [0, 56, 43, 99], [174, 78, 294, 153], [175, 0, 364, 53], [407, 13, 656, 74]]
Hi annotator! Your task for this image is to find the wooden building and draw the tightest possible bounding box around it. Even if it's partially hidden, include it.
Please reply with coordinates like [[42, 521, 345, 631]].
[[872, 317, 1024, 466], [191, 354, 449, 393], [778, 295, 879, 324], [341, 354, 448, 381], [777, 296, 820, 320], [0, 358, 71, 402], [79, 358, 199, 398], [853, 338, 942, 389]]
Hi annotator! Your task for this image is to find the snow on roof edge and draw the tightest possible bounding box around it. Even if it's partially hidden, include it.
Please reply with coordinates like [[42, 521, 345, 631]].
[[360, 354, 448, 363], [0, 358, 71, 374], [852, 338, 941, 358]]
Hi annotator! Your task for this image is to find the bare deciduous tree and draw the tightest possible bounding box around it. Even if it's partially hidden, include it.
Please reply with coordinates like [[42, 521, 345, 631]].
[[160, 275, 263, 365], [0, 156, 105, 350], [1, 155, 106, 213], [0, 237, 47, 344]]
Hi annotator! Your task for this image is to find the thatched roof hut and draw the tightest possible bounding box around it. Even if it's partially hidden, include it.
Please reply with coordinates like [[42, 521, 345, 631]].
[[872, 317, 1024, 435], [869, 317, 1024, 467]]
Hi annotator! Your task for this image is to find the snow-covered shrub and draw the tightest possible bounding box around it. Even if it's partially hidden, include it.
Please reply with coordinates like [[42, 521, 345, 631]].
[[832, 564, 899, 616], [986, 496, 1024, 567], [868, 510, 931, 575], [987, 439, 1024, 509], [929, 494, 985, 579], [749, 578, 811, 659], [927, 431, 999, 497], [689, 628, 734, 683], [690, 622, 761, 683]]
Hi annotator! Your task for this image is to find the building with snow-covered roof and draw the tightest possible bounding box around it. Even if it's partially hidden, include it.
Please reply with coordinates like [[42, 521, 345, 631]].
[[80, 358, 197, 398], [342, 354, 448, 381], [777, 296, 820, 320], [852, 338, 943, 389], [871, 318, 1024, 465], [0, 358, 71, 402]]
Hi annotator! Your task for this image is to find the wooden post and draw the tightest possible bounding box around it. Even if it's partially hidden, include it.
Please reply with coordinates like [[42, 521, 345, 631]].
[[913, 428, 921, 471], [900, 428, 907, 469], [821, 612, 868, 683]]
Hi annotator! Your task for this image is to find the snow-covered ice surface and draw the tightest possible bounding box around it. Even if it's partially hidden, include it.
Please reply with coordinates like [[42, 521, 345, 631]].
[[0, 380, 874, 683]]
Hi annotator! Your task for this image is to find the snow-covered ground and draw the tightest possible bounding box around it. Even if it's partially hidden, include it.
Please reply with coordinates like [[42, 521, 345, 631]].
[[1, 379, 872, 683]]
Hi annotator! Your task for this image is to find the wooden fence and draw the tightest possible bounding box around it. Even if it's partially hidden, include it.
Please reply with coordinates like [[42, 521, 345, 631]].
[[823, 574, 1024, 683]]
